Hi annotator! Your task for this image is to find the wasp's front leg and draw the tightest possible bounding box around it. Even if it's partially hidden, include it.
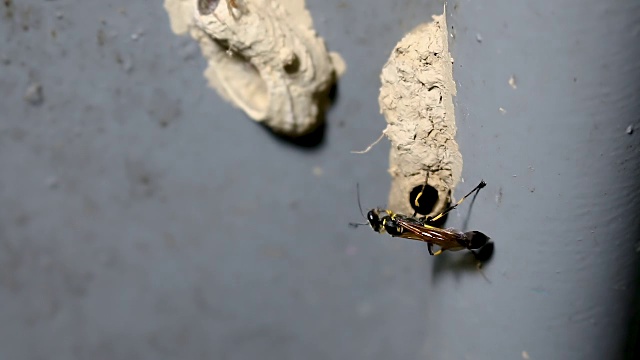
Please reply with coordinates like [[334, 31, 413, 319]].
[[417, 215, 433, 224], [427, 243, 434, 256]]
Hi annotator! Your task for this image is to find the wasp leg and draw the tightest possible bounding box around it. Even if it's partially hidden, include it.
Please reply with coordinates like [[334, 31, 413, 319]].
[[430, 180, 486, 222], [419, 216, 433, 225], [410, 212, 430, 222], [427, 243, 434, 256], [428, 244, 449, 256], [413, 171, 431, 208]]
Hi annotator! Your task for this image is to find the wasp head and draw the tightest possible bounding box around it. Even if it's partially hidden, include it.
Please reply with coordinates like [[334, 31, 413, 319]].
[[366, 210, 383, 233]]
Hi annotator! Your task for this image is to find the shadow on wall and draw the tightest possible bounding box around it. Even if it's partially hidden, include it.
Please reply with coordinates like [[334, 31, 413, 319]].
[[431, 242, 495, 284], [260, 82, 339, 150], [426, 187, 495, 283]]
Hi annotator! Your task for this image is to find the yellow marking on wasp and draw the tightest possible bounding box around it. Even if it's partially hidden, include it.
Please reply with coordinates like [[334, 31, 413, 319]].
[[421, 223, 438, 230], [414, 189, 424, 207], [414, 172, 430, 207], [433, 249, 443, 256]]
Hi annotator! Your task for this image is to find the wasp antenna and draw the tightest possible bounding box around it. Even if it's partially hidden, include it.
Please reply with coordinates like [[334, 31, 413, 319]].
[[355, 183, 365, 219]]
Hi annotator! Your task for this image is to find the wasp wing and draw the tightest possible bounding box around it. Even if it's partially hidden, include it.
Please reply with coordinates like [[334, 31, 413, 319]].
[[393, 218, 465, 251]]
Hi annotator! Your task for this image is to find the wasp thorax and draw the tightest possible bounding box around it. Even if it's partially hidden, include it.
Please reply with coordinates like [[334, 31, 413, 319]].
[[382, 217, 403, 236]]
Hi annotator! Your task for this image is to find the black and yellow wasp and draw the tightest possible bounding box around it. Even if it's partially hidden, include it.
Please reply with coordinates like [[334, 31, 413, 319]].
[[350, 179, 490, 256]]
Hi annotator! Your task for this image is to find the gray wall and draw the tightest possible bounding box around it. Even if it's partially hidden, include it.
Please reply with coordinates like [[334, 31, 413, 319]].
[[436, 1, 640, 359], [1, 1, 639, 360]]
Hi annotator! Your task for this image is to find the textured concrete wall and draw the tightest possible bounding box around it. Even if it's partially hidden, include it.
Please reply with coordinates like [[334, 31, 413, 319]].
[[429, 1, 640, 359]]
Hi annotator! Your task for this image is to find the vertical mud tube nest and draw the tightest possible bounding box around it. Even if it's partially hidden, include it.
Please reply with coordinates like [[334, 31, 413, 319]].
[[379, 13, 462, 217]]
